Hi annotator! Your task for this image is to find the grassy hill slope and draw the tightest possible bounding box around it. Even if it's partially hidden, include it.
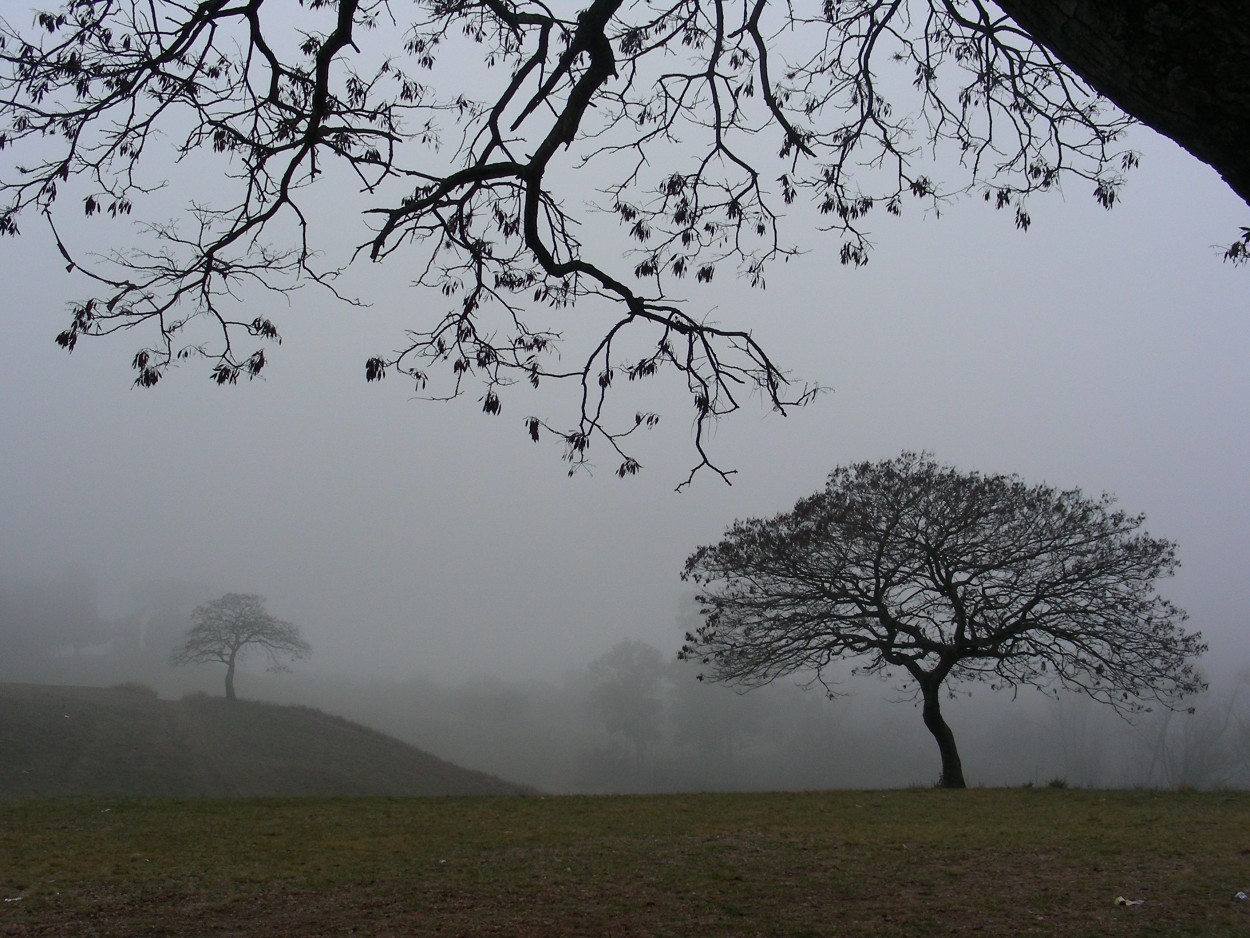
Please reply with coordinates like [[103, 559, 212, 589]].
[[0, 682, 532, 799]]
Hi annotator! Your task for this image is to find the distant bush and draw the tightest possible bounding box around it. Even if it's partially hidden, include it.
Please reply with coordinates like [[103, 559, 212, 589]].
[[1047, 777, 1069, 789], [110, 682, 158, 698]]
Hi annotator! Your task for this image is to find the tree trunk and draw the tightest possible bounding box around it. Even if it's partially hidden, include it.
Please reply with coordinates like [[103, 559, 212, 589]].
[[995, 1, 1250, 207], [224, 654, 237, 701], [920, 682, 966, 789]]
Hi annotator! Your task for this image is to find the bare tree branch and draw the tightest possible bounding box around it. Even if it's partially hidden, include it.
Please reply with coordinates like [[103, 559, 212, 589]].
[[0, 1, 1148, 480]]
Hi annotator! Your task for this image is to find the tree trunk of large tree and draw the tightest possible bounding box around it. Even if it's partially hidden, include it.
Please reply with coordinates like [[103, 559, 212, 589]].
[[920, 681, 966, 789], [224, 654, 237, 701], [995, 1, 1250, 207]]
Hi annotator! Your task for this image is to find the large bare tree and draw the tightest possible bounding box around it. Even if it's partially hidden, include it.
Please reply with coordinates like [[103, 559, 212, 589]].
[[1, 1, 1244, 481], [990, 3, 1250, 207], [171, 593, 310, 700], [680, 452, 1207, 788]]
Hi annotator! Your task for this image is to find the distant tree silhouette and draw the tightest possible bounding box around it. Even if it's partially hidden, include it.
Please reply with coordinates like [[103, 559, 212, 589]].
[[0, 567, 110, 675], [171, 594, 310, 701], [681, 452, 1206, 788], [1, 1, 1245, 480], [587, 640, 667, 772]]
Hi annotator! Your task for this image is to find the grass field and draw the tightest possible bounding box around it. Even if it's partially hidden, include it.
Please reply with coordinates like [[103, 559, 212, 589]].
[[2, 789, 1248, 936]]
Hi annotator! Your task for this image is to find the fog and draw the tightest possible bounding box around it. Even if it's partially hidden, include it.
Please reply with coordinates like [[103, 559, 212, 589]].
[[2, 110, 1248, 790]]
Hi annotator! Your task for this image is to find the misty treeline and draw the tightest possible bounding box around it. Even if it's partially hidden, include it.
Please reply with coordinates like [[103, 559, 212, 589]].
[[2, 571, 1247, 792], [260, 642, 1250, 793], [0, 568, 201, 681]]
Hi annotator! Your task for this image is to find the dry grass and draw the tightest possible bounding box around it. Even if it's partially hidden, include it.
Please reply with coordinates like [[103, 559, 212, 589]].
[[2, 788, 1248, 936]]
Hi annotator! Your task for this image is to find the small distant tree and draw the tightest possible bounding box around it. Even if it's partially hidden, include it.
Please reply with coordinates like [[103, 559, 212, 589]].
[[680, 452, 1207, 788], [170, 593, 310, 701]]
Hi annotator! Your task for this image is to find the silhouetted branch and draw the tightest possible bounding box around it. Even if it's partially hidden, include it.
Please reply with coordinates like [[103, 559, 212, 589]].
[[1, 0, 1140, 479]]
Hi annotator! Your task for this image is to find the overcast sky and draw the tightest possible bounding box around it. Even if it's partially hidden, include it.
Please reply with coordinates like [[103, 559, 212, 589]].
[[1, 105, 1246, 686]]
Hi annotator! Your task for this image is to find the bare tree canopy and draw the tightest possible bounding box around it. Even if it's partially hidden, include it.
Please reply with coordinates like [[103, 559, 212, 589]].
[[680, 452, 1207, 788], [170, 592, 311, 700], [0, 1, 1243, 480]]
